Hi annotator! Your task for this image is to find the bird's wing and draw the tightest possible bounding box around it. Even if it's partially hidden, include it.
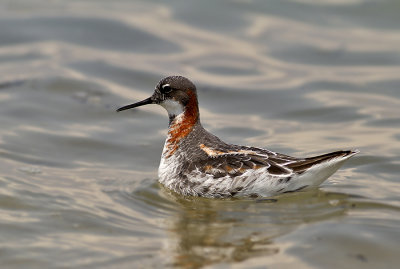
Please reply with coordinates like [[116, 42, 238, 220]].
[[187, 152, 293, 178], [286, 150, 356, 174]]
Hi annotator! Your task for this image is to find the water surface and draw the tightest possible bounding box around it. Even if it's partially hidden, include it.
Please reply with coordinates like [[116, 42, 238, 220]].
[[1, 0, 400, 268]]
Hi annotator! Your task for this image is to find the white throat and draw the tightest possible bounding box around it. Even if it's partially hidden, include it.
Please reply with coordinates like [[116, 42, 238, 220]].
[[160, 99, 184, 118]]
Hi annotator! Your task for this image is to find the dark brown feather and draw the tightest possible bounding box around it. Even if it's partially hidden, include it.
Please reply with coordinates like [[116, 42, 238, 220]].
[[287, 150, 354, 174], [189, 152, 292, 178]]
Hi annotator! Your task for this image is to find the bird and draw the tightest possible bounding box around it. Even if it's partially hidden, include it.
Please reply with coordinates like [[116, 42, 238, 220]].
[[117, 76, 358, 198]]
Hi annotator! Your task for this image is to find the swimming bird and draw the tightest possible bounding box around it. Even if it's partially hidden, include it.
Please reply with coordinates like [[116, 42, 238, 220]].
[[117, 76, 358, 198]]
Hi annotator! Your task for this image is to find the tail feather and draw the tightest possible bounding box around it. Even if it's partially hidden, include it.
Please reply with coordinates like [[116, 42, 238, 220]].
[[288, 150, 358, 174], [284, 149, 359, 190]]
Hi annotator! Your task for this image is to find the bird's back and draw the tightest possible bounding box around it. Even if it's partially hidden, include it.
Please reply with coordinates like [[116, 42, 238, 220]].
[[158, 123, 357, 198]]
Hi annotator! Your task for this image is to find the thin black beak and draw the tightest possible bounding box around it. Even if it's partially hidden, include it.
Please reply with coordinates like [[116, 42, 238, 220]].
[[116, 97, 154, 112]]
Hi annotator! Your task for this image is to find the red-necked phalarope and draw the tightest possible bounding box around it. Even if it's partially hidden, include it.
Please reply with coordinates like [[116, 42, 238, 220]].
[[117, 76, 358, 198]]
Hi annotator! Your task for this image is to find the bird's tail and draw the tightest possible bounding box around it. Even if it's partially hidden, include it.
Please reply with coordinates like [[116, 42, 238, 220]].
[[287, 150, 359, 189]]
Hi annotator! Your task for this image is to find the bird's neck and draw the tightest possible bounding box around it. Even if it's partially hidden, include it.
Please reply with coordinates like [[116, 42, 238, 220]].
[[164, 91, 200, 158]]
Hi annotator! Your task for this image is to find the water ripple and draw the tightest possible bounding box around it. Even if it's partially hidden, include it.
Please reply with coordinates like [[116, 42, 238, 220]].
[[1, 0, 400, 268]]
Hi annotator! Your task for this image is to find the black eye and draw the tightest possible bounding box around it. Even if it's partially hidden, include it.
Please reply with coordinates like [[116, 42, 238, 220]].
[[161, 84, 172, 93]]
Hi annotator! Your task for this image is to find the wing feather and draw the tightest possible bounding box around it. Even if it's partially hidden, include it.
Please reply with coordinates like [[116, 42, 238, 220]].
[[287, 150, 354, 174], [187, 152, 292, 178]]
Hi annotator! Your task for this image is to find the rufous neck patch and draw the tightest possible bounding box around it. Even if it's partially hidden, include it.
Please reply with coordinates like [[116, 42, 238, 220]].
[[164, 90, 199, 158]]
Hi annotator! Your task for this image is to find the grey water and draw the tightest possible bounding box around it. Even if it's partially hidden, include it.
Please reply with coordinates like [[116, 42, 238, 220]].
[[0, 0, 400, 268]]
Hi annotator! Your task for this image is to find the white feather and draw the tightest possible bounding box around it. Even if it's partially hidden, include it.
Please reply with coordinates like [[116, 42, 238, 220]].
[[160, 100, 184, 117]]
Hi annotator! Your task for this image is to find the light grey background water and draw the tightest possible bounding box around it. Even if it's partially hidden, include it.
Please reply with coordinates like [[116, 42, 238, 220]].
[[1, 0, 399, 268]]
